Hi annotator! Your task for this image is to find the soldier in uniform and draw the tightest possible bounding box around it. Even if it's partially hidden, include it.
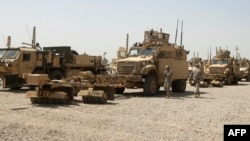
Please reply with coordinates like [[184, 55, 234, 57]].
[[189, 64, 203, 98], [164, 65, 173, 98]]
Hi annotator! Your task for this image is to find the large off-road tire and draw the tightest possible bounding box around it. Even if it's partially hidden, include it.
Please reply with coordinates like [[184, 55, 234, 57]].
[[10, 78, 25, 89], [33, 69, 44, 74], [224, 75, 232, 85], [232, 76, 238, 85], [143, 75, 158, 96], [50, 70, 65, 80], [246, 74, 250, 82], [115, 87, 125, 94], [172, 80, 186, 92]]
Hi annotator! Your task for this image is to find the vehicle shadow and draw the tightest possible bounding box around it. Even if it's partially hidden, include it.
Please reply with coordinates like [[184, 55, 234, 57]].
[[73, 98, 119, 105], [115, 90, 210, 100], [0, 88, 28, 94]]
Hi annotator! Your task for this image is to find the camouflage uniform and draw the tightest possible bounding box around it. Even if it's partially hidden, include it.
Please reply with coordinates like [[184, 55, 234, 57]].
[[189, 65, 203, 98], [164, 65, 173, 98]]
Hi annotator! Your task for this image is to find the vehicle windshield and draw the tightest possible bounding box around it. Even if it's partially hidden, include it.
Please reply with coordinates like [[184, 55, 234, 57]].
[[0, 50, 6, 58], [142, 47, 155, 56], [4, 49, 19, 59], [128, 48, 141, 57], [211, 59, 228, 64]]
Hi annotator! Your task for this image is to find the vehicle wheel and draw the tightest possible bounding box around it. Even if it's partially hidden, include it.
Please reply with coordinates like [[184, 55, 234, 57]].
[[171, 81, 177, 92], [65, 87, 74, 101], [224, 75, 232, 85], [172, 80, 186, 92], [232, 76, 238, 85], [50, 70, 65, 80], [98, 97, 107, 104], [33, 69, 44, 74], [143, 75, 158, 95], [246, 74, 250, 82], [73, 86, 80, 96], [115, 87, 125, 94], [10, 86, 21, 90], [30, 98, 37, 103]]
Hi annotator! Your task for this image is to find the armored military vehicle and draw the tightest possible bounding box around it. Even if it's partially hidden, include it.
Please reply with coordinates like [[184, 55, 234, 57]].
[[110, 47, 127, 74], [0, 27, 105, 89], [238, 58, 250, 81], [206, 48, 240, 85], [116, 28, 189, 95]]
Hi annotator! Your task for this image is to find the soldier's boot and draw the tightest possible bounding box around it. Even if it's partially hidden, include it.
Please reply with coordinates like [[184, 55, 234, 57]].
[[166, 94, 170, 98], [195, 93, 198, 98], [198, 93, 200, 98], [170, 91, 173, 96], [165, 92, 170, 98]]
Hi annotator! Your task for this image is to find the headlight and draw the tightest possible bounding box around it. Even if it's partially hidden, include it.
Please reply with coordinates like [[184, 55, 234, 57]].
[[132, 69, 136, 74], [131, 66, 136, 74], [141, 78, 145, 82], [142, 61, 146, 66], [224, 68, 229, 74], [140, 68, 145, 74], [70, 79, 75, 85], [150, 59, 154, 64]]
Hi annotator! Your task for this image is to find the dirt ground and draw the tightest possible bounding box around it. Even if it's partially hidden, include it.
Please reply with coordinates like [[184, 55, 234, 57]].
[[0, 81, 250, 141]]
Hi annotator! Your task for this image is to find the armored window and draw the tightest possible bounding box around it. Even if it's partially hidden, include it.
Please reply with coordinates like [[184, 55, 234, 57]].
[[0, 50, 6, 58], [128, 48, 142, 57], [176, 51, 183, 56], [119, 51, 126, 58], [158, 33, 163, 39], [23, 53, 31, 61], [5, 50, 19, 58], [142, 48, 155, 56], [157, 51, 173, 59]]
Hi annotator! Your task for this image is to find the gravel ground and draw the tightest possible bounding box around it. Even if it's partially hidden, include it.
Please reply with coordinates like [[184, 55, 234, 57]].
[[0, 81, 250, 141]]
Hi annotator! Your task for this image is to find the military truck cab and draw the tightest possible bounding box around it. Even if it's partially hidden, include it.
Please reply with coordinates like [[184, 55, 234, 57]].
[[0, 47, 38, 88]]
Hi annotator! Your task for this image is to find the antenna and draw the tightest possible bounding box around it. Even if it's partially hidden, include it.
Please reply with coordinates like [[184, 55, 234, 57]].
[[26, 24, 31, 41], [174, 19, 179, 45], [126, 33, 129, 55], [210, 46, 212, 60], [7, 36, 11, 48], [180, 20, 183, 47], [32, 26, 36, 48], [235, 46, 239, 59]]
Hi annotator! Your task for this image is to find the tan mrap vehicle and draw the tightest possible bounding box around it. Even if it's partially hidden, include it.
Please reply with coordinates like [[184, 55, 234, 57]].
[[110, 47, 127, 74], [238, 58, 250, 81], [187, 56, 222, 88], [206, 48, 240, 85], [116, 28, 189, 95]]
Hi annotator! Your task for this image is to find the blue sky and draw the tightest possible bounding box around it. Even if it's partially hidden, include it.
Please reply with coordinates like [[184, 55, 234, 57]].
[[0, 0, 249, 60]]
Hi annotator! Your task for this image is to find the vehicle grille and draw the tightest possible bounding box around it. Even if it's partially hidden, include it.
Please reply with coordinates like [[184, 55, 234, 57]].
[[117, 62, 138, 74], [209, 67, 222, 74]]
